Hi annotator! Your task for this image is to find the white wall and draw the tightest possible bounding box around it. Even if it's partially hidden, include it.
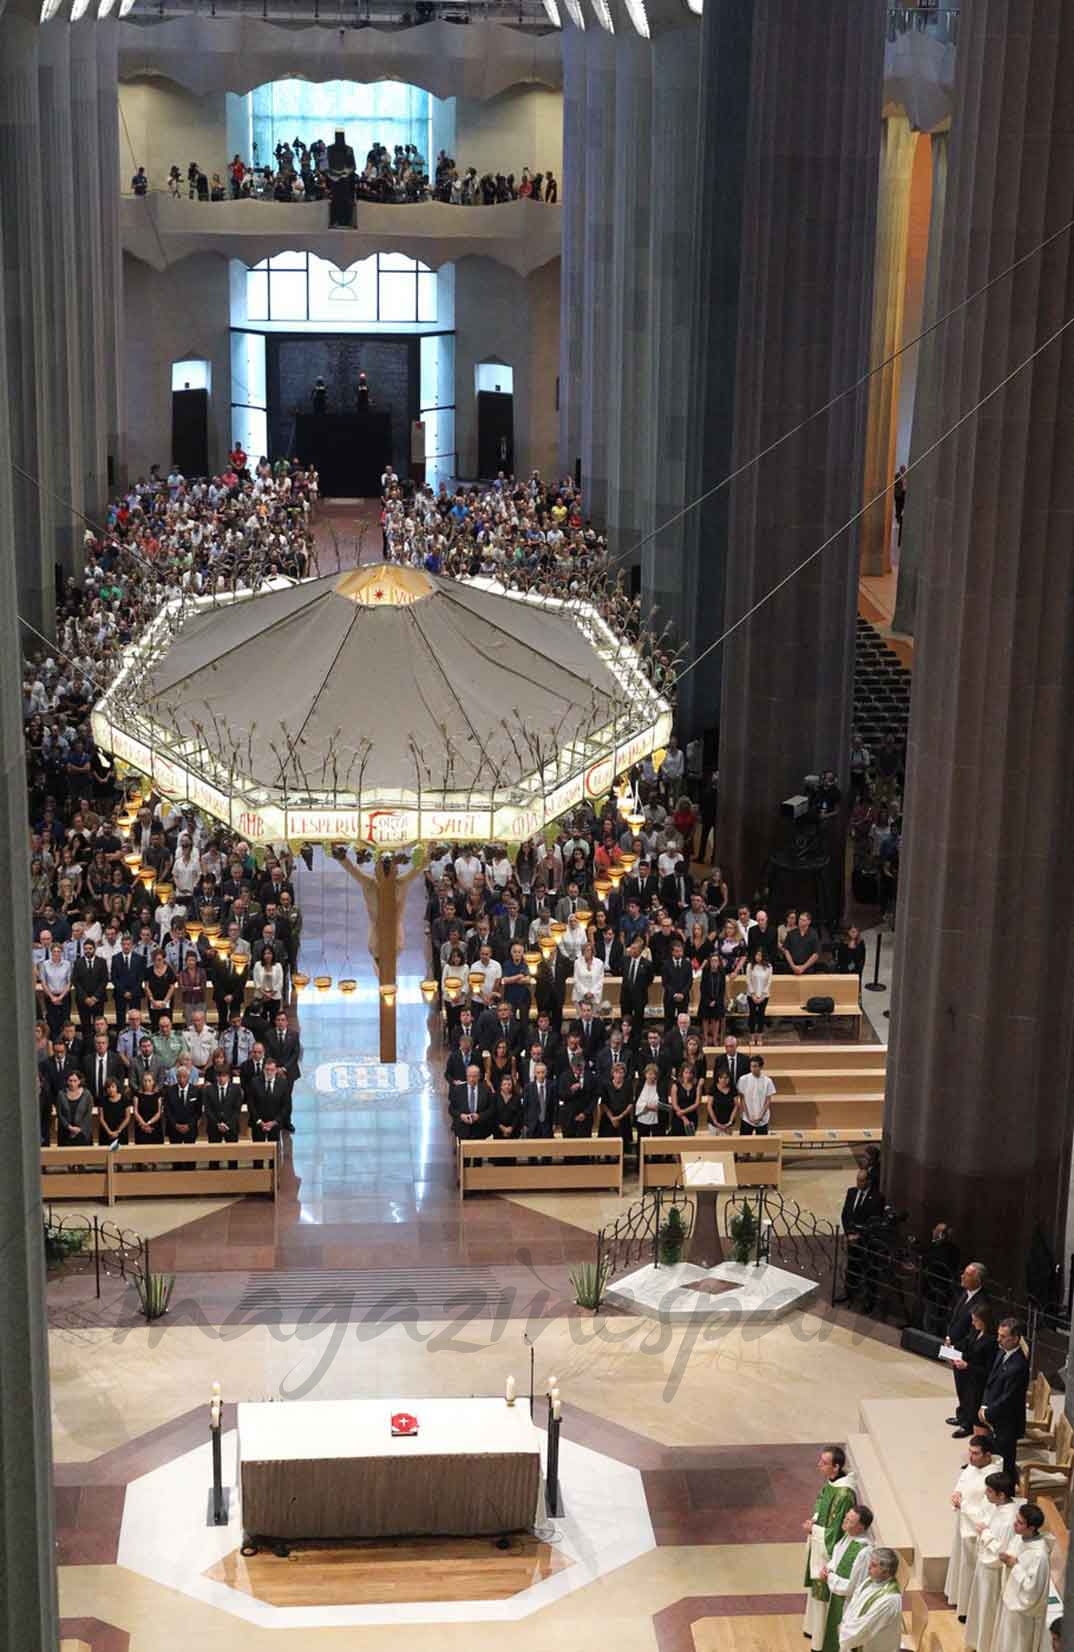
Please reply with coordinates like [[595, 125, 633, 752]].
[[123, 251, 233, 478], [454, 87, 562, 184], [119, 79, 229, 192], [454, 256, 559, 480]]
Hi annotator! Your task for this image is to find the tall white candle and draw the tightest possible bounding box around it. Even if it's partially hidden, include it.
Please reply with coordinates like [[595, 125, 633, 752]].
[[505, 1375, 517, 1404], [551, 1398, 562, 1421]]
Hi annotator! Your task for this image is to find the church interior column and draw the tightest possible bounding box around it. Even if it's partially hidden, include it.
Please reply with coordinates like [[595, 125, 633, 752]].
[[557, 24, 587, 483], [0, 11, 55, 636], [708, 0, 885, 901], [97, 21, 126, 493], [892, 128, 948, 636], [859, 111, 918, 577], [70, 22, 111, 532], [884, 0, 1074, 1270], [0, 182, 61, 1652], [576, 26, 616, 526], [38, 22, 85, 585]]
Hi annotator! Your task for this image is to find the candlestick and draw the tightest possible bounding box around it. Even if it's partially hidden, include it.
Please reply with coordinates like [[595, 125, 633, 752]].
[[551, 1397, 562, 1421], [549, 1386, 560, 1409], [505, 1375, 517, 1406]]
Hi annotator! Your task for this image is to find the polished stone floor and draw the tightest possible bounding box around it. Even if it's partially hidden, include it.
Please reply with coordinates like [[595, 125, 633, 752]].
[[49, 852, 961, 1652]]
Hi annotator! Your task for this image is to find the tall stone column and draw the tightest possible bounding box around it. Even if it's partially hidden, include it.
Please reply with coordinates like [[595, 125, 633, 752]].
[[892, 129, 948, 636], [38, 22, 85, 584], [0, 12, 54, 635], [70, 23, 110, 531], [0, 175, 61, 1652], [97, 22, 126, 493], [885, 0, 1074, 1270], [603, 33, 653, 558], [576, 26, 617, 525], [637, 22, 700, 629], [859, 112, 918, 577], [705, 0, 884, 898], [557, 24, 586, 483]]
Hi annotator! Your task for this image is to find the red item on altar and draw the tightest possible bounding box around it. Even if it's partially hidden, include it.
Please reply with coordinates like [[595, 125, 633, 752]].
[[390, 1411, 419, 1437]]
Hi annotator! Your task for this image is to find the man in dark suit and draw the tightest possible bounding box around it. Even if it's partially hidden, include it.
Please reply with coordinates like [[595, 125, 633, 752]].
[[978, 1317, 1029, 1478], [250, 1058, 292, 1138], [522, 1060, 555, 1140], [475, 999, 522, 1061], [449, 1064, 494, 1140], [840, 1167, 886, 1302], [240, 1041, 268, 1100], [203, 1065, 244, 1144], [531, 1011, 562, 1074], [660, 859, 693, 919], [556, 1052, 597, 1138], [494, 899, 529, 960], [71, 940, 109, 1036], [445, 1036, 477, 1086], [163, 1063, 200, 1159], [659, 1013, 694, 1080], [263, 1010, 302, 1085], [109, 938, 146, 1020], [249, 1057, 289, 1142], [623, 860, 660, 911], [594, 1026, 634, 1089], [40, 1037, 79, 1107], [661, 938, 694, 1026], [82, 1032, 124, 1102], [619, 939, 654, 1020], [712, 1035, 751, 1095], [943, 1260, 988, 1426], [569, 995, 607, 1061], [590, 913, 623, 975]]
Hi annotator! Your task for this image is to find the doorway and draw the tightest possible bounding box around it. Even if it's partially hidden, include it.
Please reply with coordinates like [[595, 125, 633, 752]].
[[475, 360, 514, 478]]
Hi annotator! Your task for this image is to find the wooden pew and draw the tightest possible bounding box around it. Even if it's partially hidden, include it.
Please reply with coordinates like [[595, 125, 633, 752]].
[[41, 1140, 277, 1204], [639, 1134, 782, 1191], [724, 973, 863, 1035], [457, 1137, 623, 1198]]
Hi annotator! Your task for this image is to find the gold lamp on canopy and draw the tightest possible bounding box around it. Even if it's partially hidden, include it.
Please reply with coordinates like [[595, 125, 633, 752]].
[[122, 851, 141, 871], [468, 971, 485, 993], [292, 971, 311, 992], [232, 954, 248, 975], [443, 974, 463, 1002], [420, 979, 439, 1003], [537, 934, 556, 959], [339, 978, 358, 995], [593, 876, 612, 899], [619, 852, 638, 872], [524, 948, 542, 977], [574, 907, 592, 927], [606, 865, 625, 888], [379, 983, 397, 1008], [185, 921, 204, 941], [314, 975, 332, 992], [155, 881, 175, 903], [625, 811, 645, 833], [549, 920, 567, 938]]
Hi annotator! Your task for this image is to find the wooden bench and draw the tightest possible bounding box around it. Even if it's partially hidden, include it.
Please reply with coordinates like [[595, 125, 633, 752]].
[[769, 1097, 884, 1130], [775, 1125, 883, 1153], [639, 1134, 782, 1191], [707, 1042, 885, 1073], [48, 978, 261, 1028], [41, 1140, 277, 1203], [457, 1137, 623, 1197], [724, 973, 863, 1034]]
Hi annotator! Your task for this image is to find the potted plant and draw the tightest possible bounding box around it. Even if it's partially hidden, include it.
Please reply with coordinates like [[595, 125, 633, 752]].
[[658, 1204, 687, 1265], [44, 1225, 87, 1266], [729, 1200, 758, 1265], [568, 1260, 608, 1312], [135, 1271, 175, 1322]]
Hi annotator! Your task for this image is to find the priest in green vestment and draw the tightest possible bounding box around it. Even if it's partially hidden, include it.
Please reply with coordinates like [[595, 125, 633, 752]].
[[803, 1445, 858, 1646], [820, 1504, 874, 1652]]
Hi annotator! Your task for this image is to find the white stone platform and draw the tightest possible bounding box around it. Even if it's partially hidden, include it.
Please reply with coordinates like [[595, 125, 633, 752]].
[[603, 1260, 819, 1324]]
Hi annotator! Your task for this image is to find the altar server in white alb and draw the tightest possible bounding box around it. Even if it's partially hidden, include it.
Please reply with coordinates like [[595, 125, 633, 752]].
[[944, 1433, 997, 1617], [992, 1503, 1053, 1652], [803, 1445, 858, 1646], [837, 1546, 903, 1652], [818, 1503, 874, 1652], [963, 1470, 1017, 1652]]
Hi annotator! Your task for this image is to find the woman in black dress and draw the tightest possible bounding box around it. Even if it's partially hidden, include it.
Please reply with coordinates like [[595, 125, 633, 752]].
[[952, 1306, 998, 1431], [485, 1038, 517, 1096], [133, 1073, 165, 1146], [668, 1063, 701, 1136], [98, 1076, 132, 1147], [686, 921, 713, 973], [598, 1061, 635, 1157], [704, 865, 730, 925], [698, 951, 727, 1047], [706, 1068, 739, 1135], [145, 951, 178, 1030], [492, 1075, 524, 1142]]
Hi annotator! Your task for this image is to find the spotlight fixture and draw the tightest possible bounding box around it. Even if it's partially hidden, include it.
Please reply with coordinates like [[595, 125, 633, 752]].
[[590, 0, 613, 28], [563, 0, 585, 27], [623, 0, 649, 33], [541, 0, 562, 23]]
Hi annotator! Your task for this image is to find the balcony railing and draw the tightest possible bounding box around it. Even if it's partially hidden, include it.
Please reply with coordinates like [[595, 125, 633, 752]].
[[887, 5, 959, 46]]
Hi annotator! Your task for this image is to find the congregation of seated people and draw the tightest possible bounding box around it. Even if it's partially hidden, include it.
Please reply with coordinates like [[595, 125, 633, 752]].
[[432, 782, 866, 1154]]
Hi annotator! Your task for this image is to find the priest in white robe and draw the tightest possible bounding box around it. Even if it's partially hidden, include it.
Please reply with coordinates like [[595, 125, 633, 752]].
[[964, 1470, 1018, 1652], [820, 1503, 874, 1652], [838, 1546, 904, 1652], [944, 1434, 998, 1617], [803, 1446, 858, 1645], [993, 1504, 1053, 1652]]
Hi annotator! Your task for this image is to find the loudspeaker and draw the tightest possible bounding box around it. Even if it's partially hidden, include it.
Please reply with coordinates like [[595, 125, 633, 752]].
[[899, 1327, 943, 1361]]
